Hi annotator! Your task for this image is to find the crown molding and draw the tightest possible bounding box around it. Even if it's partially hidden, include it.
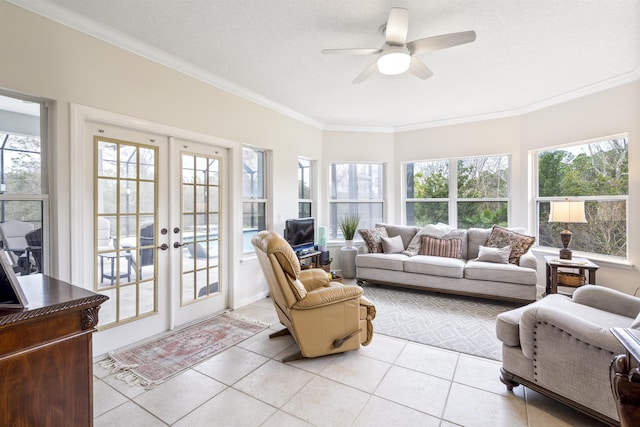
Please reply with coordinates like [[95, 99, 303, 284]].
[[7, 0, 325, 130], [9, 0, 640, 135]]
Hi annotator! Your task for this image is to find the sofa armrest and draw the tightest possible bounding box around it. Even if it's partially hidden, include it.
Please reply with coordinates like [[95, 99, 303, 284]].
[[292, 284, 363, 309], [299, 268, 331, 291], [572, 285, 640, 319], [518, 250, 537, 270], [519, 304, 624, 359]]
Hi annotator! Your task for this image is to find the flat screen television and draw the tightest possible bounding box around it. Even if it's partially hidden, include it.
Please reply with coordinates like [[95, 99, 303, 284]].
[[284, 217, 315, 253]]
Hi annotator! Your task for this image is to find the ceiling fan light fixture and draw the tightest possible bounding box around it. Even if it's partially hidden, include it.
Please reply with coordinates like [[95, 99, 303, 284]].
[[377, 46, 411, 75]]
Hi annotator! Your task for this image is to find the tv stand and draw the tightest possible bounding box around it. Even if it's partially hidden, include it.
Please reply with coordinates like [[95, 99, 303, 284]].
[[296, 249, 322, 269]]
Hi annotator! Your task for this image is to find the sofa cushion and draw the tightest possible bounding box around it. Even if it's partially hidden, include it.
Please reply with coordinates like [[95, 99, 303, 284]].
[[467, 228, 492, 260], [358, 226, 388, 253], [464, 260, 538, 285], [420, 236, 462, 259], [444, 229, 468, 260], [356, 253, 405, 271], [486, 225, 535, 264], [381, 235, 404, 254], [376, 223, 418, 249], [403, 255, 465, 278], [476, 245, 511, 264], [404, 223, 453, 256]]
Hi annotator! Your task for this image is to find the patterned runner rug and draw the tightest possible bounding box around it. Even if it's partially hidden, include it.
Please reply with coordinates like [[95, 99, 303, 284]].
[[102, 313, 267, 388], [362, 284, 521, 360]]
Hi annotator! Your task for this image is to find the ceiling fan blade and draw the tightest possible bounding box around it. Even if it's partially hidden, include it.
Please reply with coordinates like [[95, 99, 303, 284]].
[[352, 61, 379, 84], [385, 7, 409, 45], [408, 57, 434, 80], [321, 48, 380, 55], [407, 30, 477, 55]]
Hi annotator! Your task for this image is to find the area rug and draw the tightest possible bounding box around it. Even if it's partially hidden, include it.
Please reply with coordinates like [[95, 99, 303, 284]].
[[362, 284, 521, 361], [101, 313, 268, 388]]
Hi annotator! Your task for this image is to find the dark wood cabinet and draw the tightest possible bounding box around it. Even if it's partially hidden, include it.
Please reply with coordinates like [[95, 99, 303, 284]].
[[0, 274, 108, 427]]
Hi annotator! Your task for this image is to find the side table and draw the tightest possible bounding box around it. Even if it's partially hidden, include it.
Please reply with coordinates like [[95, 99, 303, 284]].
[[544, 255, 599, 296]]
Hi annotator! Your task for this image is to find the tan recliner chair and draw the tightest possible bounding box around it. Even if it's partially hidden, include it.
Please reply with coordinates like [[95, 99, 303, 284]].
[[252, 230, 376, 361]]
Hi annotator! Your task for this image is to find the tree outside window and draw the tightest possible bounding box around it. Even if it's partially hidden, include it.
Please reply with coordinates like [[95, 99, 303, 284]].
[[406, 155, 509, 228], [536, 137, 628, 258]]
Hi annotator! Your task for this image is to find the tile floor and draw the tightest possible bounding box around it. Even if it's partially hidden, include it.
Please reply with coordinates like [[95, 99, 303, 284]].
[[93, 297, 607, 427]]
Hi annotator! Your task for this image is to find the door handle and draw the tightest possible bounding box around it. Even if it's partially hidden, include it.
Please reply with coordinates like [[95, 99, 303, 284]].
[[173, 242, 184, 249], [158, 243, 169, 251]]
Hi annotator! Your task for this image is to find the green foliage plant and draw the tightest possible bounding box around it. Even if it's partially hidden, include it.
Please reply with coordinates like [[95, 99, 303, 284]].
[[338, 214, 360, 241]]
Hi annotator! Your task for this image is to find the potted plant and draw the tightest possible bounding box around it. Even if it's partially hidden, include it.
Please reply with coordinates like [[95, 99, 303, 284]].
[[338, 214, 360, 248]]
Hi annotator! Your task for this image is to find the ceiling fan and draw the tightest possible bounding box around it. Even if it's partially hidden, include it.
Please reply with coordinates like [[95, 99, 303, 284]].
[[322, 7, 476, 84]]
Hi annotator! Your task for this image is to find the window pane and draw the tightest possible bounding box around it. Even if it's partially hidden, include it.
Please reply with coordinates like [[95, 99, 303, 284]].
[[298, 158, 311, 199], [538, 138, 628, 197], [298, 202, 311, 219], [538, 200, 626, 257], [243, 202, 265, 231], [330, 163, 383, 200], [457, 201, 508, 229], [406, 160, 449, 198], [537, 137, 628, 258], [329, 202, 383, 239], [406, 202, 448, 226], [242, 147, 264, 199], [457, 156, 508, 198], [0, 134, 42, 194]]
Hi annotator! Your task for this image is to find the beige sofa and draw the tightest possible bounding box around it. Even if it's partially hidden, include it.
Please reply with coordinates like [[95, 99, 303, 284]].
[[496, 285, 640, 425], [355, 224, 538, 303]]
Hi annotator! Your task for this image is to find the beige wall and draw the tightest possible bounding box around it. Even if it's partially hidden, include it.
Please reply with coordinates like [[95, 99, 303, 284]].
[[2, 0, 639, 303], [338, 82, 640, 294], [0, 1, 322, 308]]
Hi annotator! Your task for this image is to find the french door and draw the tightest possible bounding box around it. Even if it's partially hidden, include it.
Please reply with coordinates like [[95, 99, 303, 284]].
[[86, 122, 228, 354]]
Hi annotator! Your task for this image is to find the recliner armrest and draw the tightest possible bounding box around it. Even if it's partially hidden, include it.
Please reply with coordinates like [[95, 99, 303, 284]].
[[299, 268, 331, 291], [572, 285, 640, 319], [519, 304, 624, 359], [292, 284, 363, 309]]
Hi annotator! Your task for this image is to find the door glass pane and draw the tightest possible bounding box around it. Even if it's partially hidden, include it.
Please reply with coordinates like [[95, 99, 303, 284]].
[[181, 154, 221, 305], [95, 137, 158, 329]]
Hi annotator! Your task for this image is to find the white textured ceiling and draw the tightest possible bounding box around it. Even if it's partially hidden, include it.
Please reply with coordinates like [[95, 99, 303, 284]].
[[12, 0, 640, 130]]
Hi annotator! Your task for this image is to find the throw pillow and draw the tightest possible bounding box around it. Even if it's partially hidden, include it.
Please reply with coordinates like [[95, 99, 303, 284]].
[[358, 226, 388, 253], [404, 223, 454, 256], [420, 236, 462, 259], [381, 235, 404, 254], [486, 225, 535, 264], [476, 245, 511, 264]]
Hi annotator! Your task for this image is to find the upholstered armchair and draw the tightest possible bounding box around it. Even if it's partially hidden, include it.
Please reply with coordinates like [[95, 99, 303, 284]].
[[252, 230, 375, 361], [496, 285, 640, 425]]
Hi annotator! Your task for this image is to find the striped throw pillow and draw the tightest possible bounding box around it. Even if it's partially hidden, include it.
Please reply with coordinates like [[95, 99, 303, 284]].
[[420, 236, 462, 259]]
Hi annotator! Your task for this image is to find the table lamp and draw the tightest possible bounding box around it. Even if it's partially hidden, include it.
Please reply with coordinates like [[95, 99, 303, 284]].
[[548, 199, 587, 260]]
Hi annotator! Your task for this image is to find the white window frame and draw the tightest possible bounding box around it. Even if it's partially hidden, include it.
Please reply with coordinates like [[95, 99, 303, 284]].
[[532, 134, 628, 261], [242, 145, 270, 253], [403, 154, 511, 228], [328, 162, 385, 241], [297, 157, 314, 218]]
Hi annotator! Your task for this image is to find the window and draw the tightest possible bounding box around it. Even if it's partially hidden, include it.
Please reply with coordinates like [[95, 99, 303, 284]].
[[242, 146, 267, 252], [405, 155, 509, 228], [329, 162, 384, 240], [0, 93, 48, 274], [535, 136, 628, 258], [298, 157, 312, 218]]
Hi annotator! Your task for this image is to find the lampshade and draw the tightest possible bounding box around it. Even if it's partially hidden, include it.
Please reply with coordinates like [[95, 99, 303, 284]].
[[548, 200, 587, 224], [377, 46, 411, 75]]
